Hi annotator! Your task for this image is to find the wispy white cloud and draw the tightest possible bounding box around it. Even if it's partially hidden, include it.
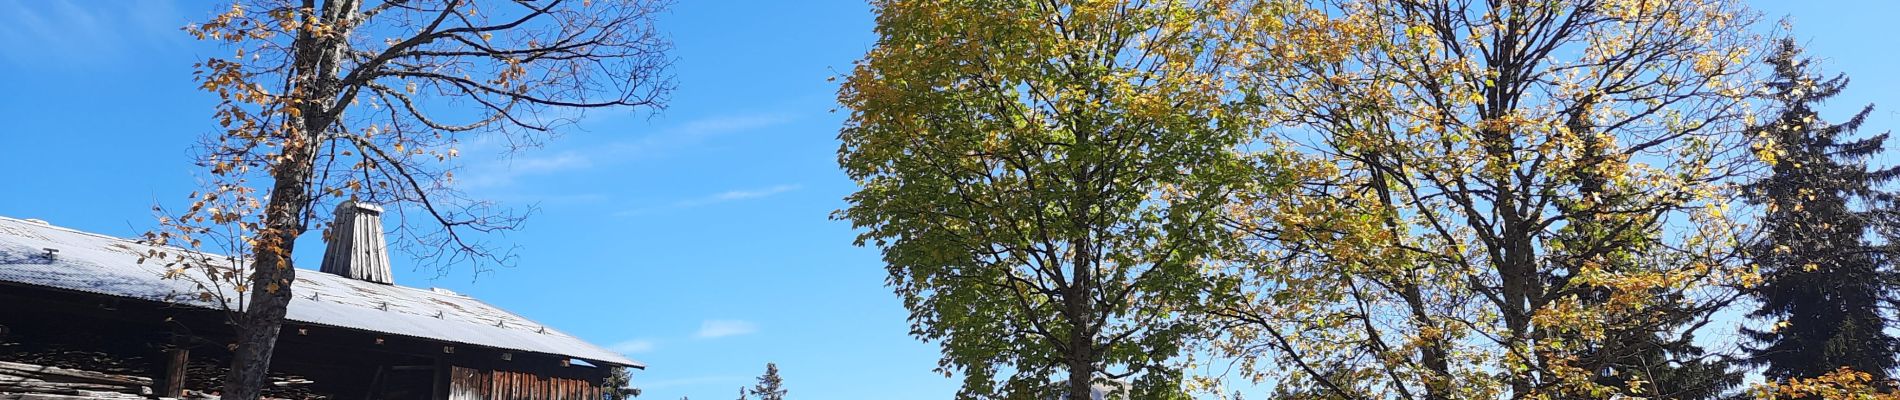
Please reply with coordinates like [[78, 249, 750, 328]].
[[457, 151, 594, 189], [636, 375, 747, 390], [481, 192, 609, 206], [674, 184, 802, 208], [608, 339, 657, 354], [510, 151, 593, 172], [454, 112, 797, 191], [662, 113, 796, 138], [611, 184, 801, 217], [0, 1, 190, 69], [695, 319, 759, 339], [588, 112, 797, 161]]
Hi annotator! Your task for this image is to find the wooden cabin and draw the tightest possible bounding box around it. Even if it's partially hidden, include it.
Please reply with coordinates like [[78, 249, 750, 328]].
[[0, 204, 641, 399]]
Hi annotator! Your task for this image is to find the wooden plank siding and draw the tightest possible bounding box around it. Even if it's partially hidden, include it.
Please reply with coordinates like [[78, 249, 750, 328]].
[[448, 366, 601, 400]]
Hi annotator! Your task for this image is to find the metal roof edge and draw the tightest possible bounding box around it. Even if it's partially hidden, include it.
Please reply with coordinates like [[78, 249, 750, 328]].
[[0, 215, 645, 369]]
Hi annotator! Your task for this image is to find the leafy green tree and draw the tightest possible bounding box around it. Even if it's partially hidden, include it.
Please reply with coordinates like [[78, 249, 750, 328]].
[[1741, 38, 1900, 383], [1212, 0, 1761, 398], [835, 1, 1277, 399]]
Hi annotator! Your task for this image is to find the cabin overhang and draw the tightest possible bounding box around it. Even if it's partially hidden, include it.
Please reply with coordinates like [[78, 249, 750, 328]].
[[0, 281, 625, 399]]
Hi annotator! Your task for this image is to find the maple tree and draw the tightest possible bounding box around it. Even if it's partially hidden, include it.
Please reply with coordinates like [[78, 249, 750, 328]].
[[1211, 0, 1764, 398], [141, 0, 672, 399], [1750, 368, 1900, 400], [835, 0, 1283, 398]]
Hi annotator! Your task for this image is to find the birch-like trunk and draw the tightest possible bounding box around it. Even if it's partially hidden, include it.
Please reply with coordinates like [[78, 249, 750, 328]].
[[221, 1, 355, 398]]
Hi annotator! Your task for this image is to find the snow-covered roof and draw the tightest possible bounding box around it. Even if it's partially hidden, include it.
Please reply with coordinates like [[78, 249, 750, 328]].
[[0, 216, 641, 368]]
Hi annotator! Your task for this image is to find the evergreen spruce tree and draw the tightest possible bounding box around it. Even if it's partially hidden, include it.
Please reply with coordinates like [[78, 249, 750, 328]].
[[1554, 95, 1741, 399], [1742, 38, 1900, 382], [748, 363, 786, 400], [604, 367, 636, 400]]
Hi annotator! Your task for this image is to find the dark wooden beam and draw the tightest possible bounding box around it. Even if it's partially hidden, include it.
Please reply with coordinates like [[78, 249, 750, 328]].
[[162, 334, 189, 398], [430, 358, 450, 400], [364, 365, 387, 400]]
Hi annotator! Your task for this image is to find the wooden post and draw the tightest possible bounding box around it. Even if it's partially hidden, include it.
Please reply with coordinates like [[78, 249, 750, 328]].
[[431, 357, 450, 400], [364, 365, 386, 400], [163, 335, 190, 398]]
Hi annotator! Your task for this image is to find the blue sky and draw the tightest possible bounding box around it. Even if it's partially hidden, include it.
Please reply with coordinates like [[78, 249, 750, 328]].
[[0, 1, 952, 399], [0, 2, 1894, 399]]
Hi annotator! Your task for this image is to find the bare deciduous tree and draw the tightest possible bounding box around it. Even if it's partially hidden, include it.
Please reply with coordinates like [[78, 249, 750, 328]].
[[141, 1, 672, 398]]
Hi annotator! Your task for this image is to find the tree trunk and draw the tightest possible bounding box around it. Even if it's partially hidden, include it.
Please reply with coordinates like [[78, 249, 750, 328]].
[[222, 249, 294, 400], [222, 128, 320, 400], [1065, 316, 1093, 400], [1065, 255, 1095, 400], [221, 2, 353, 398], [223, 149, 316, 400]]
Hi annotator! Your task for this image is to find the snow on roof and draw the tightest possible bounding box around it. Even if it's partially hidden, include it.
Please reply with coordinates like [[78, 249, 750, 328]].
[[0, 216, 641, 368]]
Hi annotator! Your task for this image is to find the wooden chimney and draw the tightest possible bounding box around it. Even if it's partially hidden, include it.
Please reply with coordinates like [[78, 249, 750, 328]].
[[319, 201, 394, 284]]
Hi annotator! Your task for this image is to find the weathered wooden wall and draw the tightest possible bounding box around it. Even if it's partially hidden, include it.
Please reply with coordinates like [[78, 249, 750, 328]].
[[448, 366, 601, 400], [0, 360, 151, 399]]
